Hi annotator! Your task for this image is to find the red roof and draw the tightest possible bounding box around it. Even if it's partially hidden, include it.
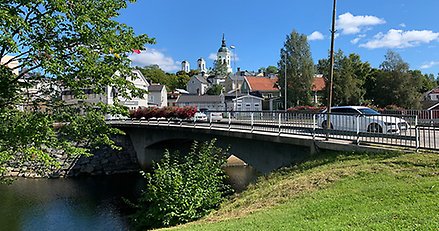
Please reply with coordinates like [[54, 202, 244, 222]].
[[245, 76, 278, 91], [430, 87, 439, 94], [312, 76, 325, 91]]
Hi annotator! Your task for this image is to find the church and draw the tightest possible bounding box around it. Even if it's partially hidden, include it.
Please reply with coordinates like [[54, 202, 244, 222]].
[[184, 34, 234, 95]]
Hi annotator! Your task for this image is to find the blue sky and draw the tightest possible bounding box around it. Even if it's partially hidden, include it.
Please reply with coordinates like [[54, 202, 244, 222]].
[[119, 0, 439, 75]]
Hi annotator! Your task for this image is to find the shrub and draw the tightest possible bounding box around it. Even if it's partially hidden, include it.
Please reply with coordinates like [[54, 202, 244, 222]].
[[132, 139, 231, 230], [128, 106, 197, 120]]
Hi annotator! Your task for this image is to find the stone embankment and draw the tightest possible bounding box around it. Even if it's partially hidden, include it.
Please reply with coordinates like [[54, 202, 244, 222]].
[[5, 135, 140, 178]]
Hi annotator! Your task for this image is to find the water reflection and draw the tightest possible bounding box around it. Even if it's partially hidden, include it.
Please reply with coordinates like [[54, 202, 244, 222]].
[[0, 166, 259, 230]]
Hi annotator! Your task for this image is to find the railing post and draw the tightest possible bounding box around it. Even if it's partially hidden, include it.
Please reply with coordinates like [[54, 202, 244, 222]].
[[209, 113, 212, 129], [228, 112, 231, 131], [251, 112, 254, 133], [415, 115, 419, 151], [312, 114, 316, 140], [356, 115, 360, 145], [193, 116, 196, 128], [278, 113, 282, 136]]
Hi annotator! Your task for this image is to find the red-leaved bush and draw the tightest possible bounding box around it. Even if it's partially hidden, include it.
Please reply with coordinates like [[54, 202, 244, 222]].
[[129, 106, 197, 120], [287, 106, 324, 112]]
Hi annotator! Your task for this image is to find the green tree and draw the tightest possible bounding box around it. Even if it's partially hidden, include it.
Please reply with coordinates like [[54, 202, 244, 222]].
[[266, 65, 278, 75], [372, 50, 421, 108], [133, 139, 231, 230], [212, 60, 229, 78], [206, 84, 223, 95], [0, 0, 153, 181], [278, 30, 315, 107], [317, 50, 371, 106]]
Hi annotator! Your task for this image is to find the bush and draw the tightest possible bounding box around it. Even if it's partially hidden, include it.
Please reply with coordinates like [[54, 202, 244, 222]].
[[132, 139, 231, 230], [287, 105, 324, 112], [129, 106, 197, 120]]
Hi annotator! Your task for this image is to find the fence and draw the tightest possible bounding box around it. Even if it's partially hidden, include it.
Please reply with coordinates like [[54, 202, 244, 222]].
[[113, 110, 439, 151]]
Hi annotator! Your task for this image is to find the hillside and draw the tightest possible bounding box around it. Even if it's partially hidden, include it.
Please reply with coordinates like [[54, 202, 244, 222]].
[[167, 151, 439, 230]]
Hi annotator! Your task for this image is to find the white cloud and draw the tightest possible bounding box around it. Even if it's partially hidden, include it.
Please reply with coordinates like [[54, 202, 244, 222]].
[[308, 31, 324, 41], [208, 53, 217, 60], [399, 23, 406, 28], [421, 61, 439, 69], [359, 29, 439, 49], [337, 12, 386, 35], [351, 34, 366, 44], [129, 48, 179, 72]]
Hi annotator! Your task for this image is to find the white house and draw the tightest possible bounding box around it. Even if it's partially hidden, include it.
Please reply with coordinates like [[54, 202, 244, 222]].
[[232, 94, 263, 111], [187, 75, 209, 95], [148, 84, 167, 107], [176, 95, 225, 111], [1, 55, 19, 75], [62, 69, 149, 111]]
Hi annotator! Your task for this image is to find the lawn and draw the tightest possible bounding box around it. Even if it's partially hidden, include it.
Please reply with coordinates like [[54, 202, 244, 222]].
[[166, 151, 439, 230]]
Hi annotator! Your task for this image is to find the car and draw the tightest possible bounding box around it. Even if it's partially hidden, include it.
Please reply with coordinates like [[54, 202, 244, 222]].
[[317, 106, 409, 134], [208, 112, 223, 122], [193, 112, 208, 122]]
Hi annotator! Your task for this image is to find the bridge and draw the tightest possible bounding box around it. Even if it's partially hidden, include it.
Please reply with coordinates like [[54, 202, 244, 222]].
[[108, 111, 439, 173]]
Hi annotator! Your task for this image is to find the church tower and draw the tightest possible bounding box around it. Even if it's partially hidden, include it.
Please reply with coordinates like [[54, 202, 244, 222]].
[[181, 60, 190, 73], [197, 58, 207, 73], [217, 34, 232, 73]]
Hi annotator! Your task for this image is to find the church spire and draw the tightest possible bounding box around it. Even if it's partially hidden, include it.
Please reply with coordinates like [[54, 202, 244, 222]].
[[221, 33, 226, 47]]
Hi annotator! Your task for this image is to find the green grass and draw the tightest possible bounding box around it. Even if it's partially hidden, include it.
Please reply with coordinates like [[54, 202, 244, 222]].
[[165, 151, 439, 230]]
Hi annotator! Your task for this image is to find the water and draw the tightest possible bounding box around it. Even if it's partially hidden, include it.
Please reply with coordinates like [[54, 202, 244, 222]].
[[0, 166, 258, 231]]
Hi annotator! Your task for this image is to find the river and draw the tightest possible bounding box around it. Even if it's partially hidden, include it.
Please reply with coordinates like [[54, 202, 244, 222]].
[[0, 166, 258, 231]]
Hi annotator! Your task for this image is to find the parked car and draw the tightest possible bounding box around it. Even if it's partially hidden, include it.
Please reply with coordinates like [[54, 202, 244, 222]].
[[208, 112, 223, 122], [193, 112, 207, 122], [317, 106, 409, 134]]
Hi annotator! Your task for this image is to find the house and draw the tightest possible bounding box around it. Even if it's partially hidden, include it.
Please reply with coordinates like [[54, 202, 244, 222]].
[[148, 84, 167, 107], [232, 94, 263, 111], [1, 55, 19, 75], [312, 74, 326, 105], [241, 76, 280, 110], [187, 75, 209, 95], [62, 69, 149, 111], [176, 95, 225, 111]]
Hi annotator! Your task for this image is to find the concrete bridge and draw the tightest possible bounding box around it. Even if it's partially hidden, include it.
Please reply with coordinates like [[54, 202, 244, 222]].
[[110, 119, 385, 173]]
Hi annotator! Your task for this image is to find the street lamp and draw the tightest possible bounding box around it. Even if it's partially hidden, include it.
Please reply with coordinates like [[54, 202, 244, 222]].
[[230, 45, 237, 111]]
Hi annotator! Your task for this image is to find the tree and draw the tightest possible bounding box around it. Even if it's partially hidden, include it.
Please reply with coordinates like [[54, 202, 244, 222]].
[[266, 65, 278, 75], [206, 84, 223, 95], [371, 50, 421, 108], [212, 60, 228, 78], [317, 50, 371, 106], [137, 66, 190, 92], [0, 0, 153, 181], [132, 139, 231, 230], [278, 30, 315, 107]]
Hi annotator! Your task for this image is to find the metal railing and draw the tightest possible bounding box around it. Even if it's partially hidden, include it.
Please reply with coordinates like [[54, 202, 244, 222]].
[[110, 110, 439, 151]]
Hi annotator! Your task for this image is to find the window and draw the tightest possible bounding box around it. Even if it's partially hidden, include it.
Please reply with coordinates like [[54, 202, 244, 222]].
[[255, 103, 260, 107], [245, 103, 251, 107]]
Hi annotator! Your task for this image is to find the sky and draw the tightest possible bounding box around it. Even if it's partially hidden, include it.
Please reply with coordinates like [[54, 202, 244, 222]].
[[118, 0, 439, 75]]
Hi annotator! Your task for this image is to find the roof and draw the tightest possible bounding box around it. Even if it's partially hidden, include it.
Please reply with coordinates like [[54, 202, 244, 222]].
[[177, 95, 223, 103], [192, 75, 208, 84], [429, 87, 439, 94], [312, 75, 326, 91], [232, 94, 263, 101], [148, 85, 165, 92], [244, 76, 279, 92], [421, 100, 439, 110]]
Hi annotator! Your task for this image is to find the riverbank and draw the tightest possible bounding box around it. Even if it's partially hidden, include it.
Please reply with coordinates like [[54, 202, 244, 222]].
[[167, 151, 439, 230]]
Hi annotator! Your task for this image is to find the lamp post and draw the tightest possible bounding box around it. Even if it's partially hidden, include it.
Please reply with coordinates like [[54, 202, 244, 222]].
[[230, 45, 237, 111], [326, 0, 337, 140]]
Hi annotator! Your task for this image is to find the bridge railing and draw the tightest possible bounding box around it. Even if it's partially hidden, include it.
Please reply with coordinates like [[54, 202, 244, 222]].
[[110, 110, 439, 151]]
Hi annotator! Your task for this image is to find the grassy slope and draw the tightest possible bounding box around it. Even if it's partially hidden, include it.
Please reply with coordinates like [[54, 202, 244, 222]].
[[167, 151, 439, 230]]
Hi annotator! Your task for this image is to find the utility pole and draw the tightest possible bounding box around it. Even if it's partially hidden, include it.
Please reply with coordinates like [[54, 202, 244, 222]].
[[284, 52, 287, 111], [230, 45, 237, 111], [326, 0, 337, 140]]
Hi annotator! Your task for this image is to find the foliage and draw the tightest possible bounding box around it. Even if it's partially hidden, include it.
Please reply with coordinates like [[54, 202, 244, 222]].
[[172, 152, 439, 230], [0, 0, 152, 181], [287, 105, 324, 112], [370, 51, 422, 108], [212, 60, 229, 78], [265, 65, 279, 75], [317, 50, 372, 106], [129, 106, 197, 120], [278, 30, 315, 107], [206, 84, 224, 95], [132, 139, 231, 230], [137, 65, 190, 91]]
